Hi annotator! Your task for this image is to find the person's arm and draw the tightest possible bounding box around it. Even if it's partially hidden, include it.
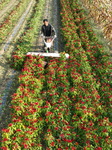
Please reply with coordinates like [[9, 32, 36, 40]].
[[41, 26, 43, 36], [41, 25, 45, 37], [51, 25, 57, 37]]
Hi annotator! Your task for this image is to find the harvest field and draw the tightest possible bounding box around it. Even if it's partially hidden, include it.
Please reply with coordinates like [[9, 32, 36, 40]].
[[0, 0, 112, 149]]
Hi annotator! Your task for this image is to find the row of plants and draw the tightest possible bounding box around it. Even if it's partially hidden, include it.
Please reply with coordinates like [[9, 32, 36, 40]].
[[59, 0, 112, 148], [0, 0, 10, 10], [11, 0, 45, 70], [1, 0, 112, 149], [60, 0, 112, 120], [0, 0, 31, 45], [1, 56, 45, 149]]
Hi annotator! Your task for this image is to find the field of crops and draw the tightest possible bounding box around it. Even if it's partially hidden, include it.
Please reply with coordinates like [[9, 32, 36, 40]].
[[0, 0, 112, 149]]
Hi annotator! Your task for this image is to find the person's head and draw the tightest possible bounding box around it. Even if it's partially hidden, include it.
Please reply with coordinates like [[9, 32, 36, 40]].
[[43, 19, 49, 26]]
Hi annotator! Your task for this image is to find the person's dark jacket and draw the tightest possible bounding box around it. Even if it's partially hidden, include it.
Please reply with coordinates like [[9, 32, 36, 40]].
[[41, 24, 55, 36]]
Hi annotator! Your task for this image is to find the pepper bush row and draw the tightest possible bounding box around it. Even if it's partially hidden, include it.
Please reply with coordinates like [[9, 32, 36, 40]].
[[1, 56, 45, 150], [60, 0, 112, 120], [59, 0, 112, 148]]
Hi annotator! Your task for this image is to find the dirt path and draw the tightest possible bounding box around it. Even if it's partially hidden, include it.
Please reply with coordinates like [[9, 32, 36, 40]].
[[0, 0, 35, 112], [52, 0, 63, 52], [32, 0, 52, 52], [0, 0, 19, 22], [33, 0, 63, 53]]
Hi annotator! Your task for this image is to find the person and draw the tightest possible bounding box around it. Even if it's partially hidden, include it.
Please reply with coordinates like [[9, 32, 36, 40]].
[[41, 19, 56, 43]]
